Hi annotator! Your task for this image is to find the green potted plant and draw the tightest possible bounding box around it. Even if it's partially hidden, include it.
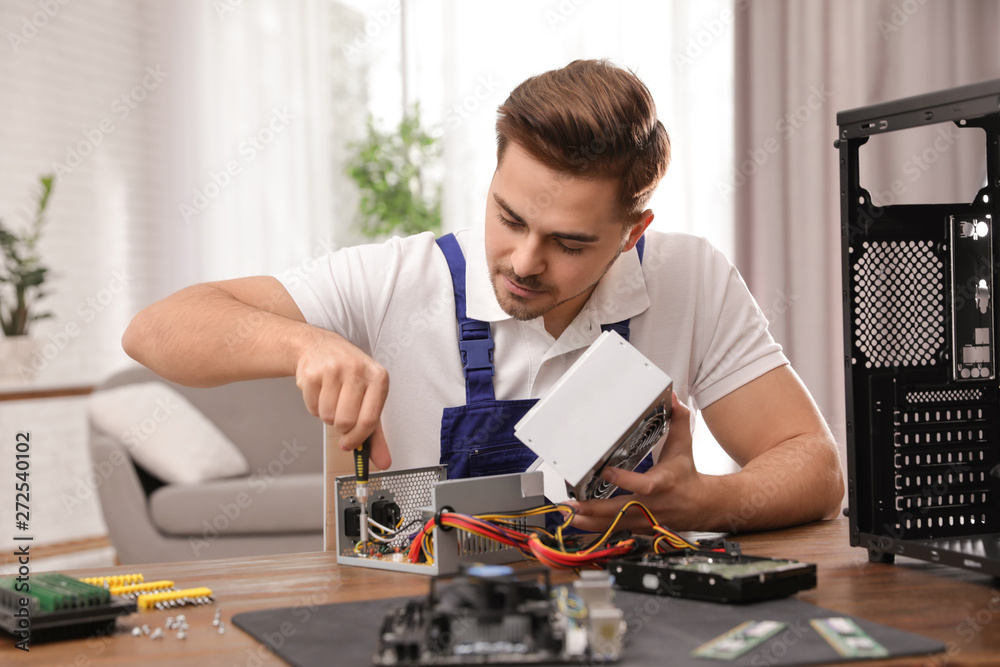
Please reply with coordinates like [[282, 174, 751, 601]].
[[346, 105, 442, 239], [0, 174, 55, 379]]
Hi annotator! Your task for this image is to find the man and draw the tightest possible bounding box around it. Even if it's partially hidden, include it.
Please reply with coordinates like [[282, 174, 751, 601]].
[[123, 60, 843, 534]]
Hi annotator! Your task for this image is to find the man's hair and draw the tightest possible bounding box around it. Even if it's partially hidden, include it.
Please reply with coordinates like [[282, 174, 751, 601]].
[[495, 59, 671, 221]]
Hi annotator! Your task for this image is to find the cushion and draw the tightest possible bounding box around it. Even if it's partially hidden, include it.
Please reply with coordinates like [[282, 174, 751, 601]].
[[148, 474, 323, 536], [88, 382, 250, 485]]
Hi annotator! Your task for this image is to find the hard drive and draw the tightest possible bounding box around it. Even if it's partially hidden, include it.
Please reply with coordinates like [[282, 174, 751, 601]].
[[608, 552, 817, 604]]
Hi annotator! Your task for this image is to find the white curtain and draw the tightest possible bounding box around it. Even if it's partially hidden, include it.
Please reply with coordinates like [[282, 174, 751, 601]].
[[413, 0, 737, 255], [152, 0, 352, 293], [734, 0, 1000, 481]]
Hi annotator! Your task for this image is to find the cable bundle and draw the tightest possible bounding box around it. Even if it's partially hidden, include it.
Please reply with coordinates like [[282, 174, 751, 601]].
[[401, 500, 724, 570]]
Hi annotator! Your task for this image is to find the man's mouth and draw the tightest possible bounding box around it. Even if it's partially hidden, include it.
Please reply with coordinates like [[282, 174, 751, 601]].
[[500, 273, 546, 298]]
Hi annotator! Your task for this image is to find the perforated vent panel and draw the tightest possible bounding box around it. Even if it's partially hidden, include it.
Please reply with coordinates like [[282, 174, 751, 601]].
[[892, 404, 994, 535], [337, 467, 444, 553], [853, 240, 945, 368], [906, 389, 984, 404], [458, 517, 529, 557]]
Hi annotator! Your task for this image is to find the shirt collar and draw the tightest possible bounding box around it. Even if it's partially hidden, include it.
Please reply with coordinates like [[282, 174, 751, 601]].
[[462, 225, 651, 328], [587, 240, 650, 325], [464, 225, 510, 322]]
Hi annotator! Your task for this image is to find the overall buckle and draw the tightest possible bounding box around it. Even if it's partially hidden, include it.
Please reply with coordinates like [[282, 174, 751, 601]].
[[458, 324, 494, 378]]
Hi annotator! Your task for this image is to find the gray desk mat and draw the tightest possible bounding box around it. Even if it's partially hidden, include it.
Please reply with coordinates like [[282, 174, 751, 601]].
[[232, 589, 943, 666]]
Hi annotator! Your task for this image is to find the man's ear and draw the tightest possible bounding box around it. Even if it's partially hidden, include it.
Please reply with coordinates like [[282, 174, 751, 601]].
[[623, 210, 655, 252]]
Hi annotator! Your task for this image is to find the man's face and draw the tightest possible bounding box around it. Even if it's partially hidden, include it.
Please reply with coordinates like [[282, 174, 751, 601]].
[[485, 143, 636, 336]]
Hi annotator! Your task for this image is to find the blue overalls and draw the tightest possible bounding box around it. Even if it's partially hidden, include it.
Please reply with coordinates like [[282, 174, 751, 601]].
[[435, 233, 654, 486]]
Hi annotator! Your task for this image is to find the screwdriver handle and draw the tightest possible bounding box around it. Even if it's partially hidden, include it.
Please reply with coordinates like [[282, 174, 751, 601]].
[[354, 438, 371, 483]]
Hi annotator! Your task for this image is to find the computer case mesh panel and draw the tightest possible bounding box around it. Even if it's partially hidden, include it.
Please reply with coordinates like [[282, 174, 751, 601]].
[[839, 79, 1000, 574]]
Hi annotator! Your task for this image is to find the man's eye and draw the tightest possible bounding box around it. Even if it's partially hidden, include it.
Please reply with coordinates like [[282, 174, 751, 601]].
[[498, 214, 523, 229], [497, 213, 582, 255]]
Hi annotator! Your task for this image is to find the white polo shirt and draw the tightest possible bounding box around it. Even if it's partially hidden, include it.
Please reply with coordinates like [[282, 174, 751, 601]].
[[277, 226, 787, 472]]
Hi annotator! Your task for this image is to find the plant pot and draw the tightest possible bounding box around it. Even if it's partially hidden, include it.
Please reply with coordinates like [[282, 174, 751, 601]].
[[0, 336, 41, 381]]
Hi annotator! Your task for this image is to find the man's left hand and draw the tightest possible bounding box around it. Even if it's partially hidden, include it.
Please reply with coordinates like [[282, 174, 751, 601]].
[[564, 393, 708, 533]]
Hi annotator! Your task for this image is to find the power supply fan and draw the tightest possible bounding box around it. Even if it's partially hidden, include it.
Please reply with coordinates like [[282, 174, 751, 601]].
[[584, 401, 670, 499]]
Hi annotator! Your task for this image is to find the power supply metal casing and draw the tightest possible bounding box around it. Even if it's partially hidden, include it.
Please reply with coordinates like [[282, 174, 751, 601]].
[[514, 330, 673, 501], [838, 79, 1000, 574], [334, 469, 546, 576]]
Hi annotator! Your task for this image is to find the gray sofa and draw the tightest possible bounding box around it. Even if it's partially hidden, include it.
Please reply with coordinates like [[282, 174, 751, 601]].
[[88, 365, 324, 564]]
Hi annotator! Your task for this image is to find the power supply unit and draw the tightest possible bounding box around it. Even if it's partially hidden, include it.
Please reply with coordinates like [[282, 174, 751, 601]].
[[514, 330, 673, 502]]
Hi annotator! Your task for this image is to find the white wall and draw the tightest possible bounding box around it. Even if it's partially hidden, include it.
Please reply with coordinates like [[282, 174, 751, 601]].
[[0, 0, 168, 557], [0, 0, 166, 380]]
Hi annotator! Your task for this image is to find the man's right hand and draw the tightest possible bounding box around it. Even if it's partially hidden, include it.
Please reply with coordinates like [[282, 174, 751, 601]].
[[294, 329, 391, 469], [123, 276, 392, 469]]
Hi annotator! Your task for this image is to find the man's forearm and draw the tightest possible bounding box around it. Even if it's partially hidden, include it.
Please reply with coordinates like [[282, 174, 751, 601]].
[[698, 433, 844, 533], [122, 281, 312, 387]]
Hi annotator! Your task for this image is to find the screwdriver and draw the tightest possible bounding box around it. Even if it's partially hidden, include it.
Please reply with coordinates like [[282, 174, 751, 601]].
[[354, 437, 371, 543]]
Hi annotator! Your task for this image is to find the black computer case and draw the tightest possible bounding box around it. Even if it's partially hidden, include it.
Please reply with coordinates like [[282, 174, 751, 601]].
[[838, 79, 1000, 574]]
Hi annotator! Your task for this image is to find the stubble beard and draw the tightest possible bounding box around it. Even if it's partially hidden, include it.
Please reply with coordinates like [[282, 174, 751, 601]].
[[489, 267, 554, 321], [488, 250, 622, 323]]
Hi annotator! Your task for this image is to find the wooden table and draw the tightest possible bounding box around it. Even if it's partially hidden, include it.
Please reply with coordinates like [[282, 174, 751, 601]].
[[0, 355, 101, 400], [3, 517, 998, 666], [0, 383, 94, 401]]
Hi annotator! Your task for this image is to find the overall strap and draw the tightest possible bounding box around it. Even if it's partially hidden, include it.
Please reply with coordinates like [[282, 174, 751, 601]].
[[600, 234, 646, 342], [436, 234, 496, 403]]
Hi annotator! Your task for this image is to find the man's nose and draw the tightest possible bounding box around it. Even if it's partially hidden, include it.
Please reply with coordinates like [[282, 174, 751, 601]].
[[511, 237, 545, 277]]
